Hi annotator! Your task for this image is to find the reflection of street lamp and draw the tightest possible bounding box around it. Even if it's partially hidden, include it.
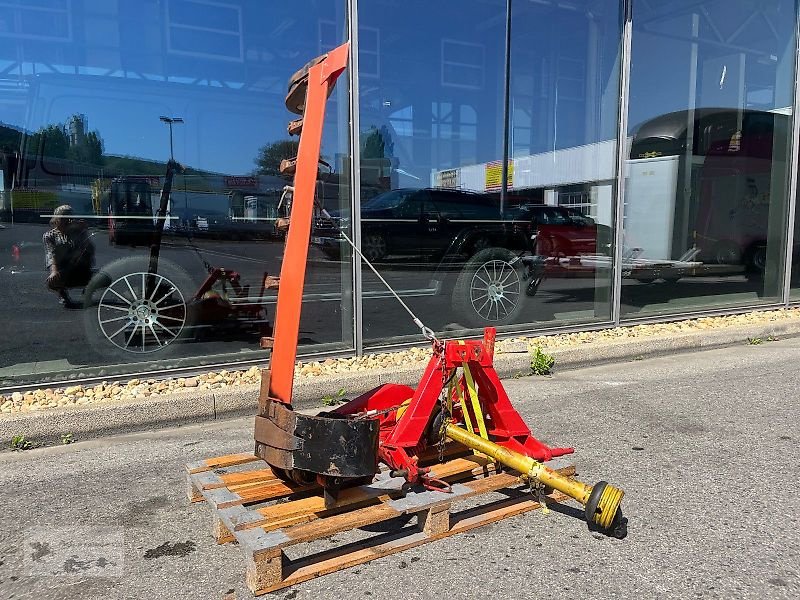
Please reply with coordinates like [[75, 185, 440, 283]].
[[159, 115, 183, 160]]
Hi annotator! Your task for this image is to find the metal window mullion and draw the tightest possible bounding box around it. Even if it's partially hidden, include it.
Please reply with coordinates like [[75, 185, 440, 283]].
[[611, 0, 633, 325], [500, 0, 512, 215], [347, 0, 364, 355], [781, 8, 800, 305]]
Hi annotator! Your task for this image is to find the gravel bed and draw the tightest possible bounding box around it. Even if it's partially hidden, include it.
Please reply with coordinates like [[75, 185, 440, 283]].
[[2, 307, 799, 415]]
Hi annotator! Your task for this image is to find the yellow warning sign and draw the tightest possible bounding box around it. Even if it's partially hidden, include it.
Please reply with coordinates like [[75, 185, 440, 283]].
[[485, 160, 513, 192]]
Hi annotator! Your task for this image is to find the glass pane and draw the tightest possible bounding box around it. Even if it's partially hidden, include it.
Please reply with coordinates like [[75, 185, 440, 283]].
[[0, 1, 352, 387], [622, 0, 796, 317], [508, 0, 621, 328], [349, 0, 507, 346], [348, 0, 622, 347]]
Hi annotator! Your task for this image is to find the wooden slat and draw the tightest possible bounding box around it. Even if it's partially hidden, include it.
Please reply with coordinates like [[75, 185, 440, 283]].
[[217, 469, 277, 488], [251, 485, 399, 528], [284, 503, 401, 546], [256, 490, 570, 594], [246, 454, 493, 527], [234, 481, 313, 505], [187, 453, 259, 474]]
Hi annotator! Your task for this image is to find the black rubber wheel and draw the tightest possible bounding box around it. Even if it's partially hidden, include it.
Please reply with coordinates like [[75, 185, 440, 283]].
[[584, 480, 628, 539], [452, 247, 526, 328], [584, 480, 608, 525], [82, 256, 196, 358], [713, 240, 742, 266], [747, 244, 767, 273], [525, 273, 543, 297]]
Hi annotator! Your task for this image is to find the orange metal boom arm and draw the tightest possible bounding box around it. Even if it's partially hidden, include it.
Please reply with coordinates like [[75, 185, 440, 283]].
[[268, 42, 350, 406]]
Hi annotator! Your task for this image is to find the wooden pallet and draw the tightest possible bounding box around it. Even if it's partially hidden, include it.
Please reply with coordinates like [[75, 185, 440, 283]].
[[187, 449, 575, 595]]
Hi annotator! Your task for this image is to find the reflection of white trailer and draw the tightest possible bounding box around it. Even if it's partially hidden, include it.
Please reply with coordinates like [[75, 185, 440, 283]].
[[624, 155, 680, 260]]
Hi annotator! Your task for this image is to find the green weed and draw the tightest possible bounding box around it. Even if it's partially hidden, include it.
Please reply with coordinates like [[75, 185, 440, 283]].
[[322, 388, 347, 406], [10, 435, 33, 451], [530, 347, 555, 376]]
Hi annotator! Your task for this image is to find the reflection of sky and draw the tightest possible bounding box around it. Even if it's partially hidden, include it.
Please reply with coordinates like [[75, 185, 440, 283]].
[[0, 0, 347, 175], [629, 1, 796, 130], [0, 1, 796, 176]]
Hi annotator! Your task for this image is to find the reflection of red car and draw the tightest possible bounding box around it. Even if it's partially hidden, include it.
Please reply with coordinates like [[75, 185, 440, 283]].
[[510, 205, 612, 258]]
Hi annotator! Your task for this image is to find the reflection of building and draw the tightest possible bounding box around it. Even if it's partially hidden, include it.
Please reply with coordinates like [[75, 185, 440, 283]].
[[67, 114, 88, 147], [432, 140, 617, 226]]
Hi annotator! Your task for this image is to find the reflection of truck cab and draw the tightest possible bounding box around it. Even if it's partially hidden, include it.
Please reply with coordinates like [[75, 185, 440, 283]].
[[696, 111, 784, 271]]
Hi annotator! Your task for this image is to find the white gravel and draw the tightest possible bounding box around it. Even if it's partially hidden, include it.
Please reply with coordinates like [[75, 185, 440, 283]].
[[2, 307, 799, 415]]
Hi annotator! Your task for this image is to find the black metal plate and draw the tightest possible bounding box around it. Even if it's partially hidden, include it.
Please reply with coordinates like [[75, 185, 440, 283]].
[[255, 401, 379, 478]]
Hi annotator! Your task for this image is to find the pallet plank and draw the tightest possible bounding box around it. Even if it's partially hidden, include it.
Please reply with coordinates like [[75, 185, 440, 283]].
[[256, 490, 569, 594], [190, 449, 578, 596], [186, 453, 260, 474]]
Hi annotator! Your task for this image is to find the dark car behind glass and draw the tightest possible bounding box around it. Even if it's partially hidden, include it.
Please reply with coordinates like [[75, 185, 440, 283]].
[[311, 188, 528, 262]]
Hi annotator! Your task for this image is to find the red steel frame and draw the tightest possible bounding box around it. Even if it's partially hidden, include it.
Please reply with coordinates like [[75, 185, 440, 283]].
[[265, 42, 572, 487]]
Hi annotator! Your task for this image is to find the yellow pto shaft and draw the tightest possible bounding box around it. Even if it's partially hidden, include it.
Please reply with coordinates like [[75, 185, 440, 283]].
[[445, 423, 626, 537]]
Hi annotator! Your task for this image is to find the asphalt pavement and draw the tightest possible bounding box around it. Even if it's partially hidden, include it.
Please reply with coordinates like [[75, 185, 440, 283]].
[[0, 338, 798, 599]]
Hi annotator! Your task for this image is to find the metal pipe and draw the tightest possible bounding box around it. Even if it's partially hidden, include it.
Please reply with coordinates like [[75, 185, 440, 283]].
[[781, 9, 800, 305], [611, 0, 633, 326], [500, 0, 512, 218], [347, 0, 364, 355]]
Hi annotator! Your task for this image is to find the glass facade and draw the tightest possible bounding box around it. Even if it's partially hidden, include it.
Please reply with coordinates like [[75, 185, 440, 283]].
[[0, 1, 352, 386], [2, 0, 800, 388], [622, 0, 797, 317]]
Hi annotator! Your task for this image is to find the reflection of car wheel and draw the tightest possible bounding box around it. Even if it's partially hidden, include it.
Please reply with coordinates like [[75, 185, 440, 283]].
[[453, 247, 526, 328], [362, 233, 387, 262], [525, 272, 543, 297], [83, 256, 195, 357]]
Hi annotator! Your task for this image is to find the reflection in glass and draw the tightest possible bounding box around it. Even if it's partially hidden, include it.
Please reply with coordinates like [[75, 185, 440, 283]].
[[622, 1, 796, 316], [0, 1, 351, 386], [348, 0, 511, 344], [347, 0, 623, 347], [509, 0, 621, 327]]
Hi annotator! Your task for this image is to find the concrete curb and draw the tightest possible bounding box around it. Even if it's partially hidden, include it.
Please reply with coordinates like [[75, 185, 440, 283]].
[[3, 317, 800, 444]]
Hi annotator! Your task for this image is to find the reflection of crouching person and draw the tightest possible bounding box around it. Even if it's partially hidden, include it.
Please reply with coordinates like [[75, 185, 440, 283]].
[[44, 205, 95, 309]]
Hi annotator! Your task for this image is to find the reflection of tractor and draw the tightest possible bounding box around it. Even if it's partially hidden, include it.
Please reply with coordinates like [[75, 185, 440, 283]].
[[104, 176, 157, 247], [83, 161, 279, 356]]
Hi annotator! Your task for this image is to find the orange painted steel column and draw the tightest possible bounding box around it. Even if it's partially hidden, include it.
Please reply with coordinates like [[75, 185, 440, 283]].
[[268, 43, 349, 405]]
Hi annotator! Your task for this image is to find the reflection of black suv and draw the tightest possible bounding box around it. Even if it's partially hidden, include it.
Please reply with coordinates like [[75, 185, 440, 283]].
[[312, 188, 526, 262]]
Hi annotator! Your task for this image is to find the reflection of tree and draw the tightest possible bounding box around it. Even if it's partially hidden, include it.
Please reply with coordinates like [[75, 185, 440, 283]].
[[69, 130, 103, 165], [27, 115, 104, 166], [254, 139, 299, 176], [361, 125, 393, 159]]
